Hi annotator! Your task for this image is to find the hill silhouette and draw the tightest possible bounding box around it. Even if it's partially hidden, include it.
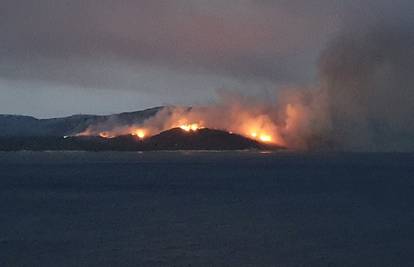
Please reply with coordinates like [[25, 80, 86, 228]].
[[0, 128, 284, 151], [0, 107, 162, 137]]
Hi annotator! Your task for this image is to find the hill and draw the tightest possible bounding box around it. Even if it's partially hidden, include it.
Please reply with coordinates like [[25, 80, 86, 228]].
[[0, 128, 284, 151], [0, 107, 162, 137], [143, 128, 276, 150]]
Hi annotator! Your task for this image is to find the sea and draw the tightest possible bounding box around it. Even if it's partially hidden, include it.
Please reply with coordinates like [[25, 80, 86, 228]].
[[1, 151, 413, 266]]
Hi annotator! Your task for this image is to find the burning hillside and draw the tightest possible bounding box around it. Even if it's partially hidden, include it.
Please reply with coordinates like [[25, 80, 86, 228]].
[[141, 127, 281, 151], [76, 102, 289, 148], [0, 127, 284, 151], [73, 19, 414, 153], [5, 18, 414, 153]]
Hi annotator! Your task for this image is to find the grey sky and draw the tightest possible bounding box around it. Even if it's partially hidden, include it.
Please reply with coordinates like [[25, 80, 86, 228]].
[[0, 0, 412, 117]]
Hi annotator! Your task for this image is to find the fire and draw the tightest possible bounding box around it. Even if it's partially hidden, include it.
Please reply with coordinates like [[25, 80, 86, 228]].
[[259, 134, 272, 142], [249, 131, 273, 143], [96, 128, 147, 139], [99, 132, 114, 138], [76, 105, 288, 146], [133, 129, 146, 139], [180, 123, 202, 132]]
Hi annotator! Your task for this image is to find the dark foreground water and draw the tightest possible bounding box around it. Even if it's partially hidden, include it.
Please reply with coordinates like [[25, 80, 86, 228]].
[[1, 151, 414, 267]]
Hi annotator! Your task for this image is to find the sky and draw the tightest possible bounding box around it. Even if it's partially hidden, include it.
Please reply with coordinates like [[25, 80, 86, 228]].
[[0, 0, 412, 118]]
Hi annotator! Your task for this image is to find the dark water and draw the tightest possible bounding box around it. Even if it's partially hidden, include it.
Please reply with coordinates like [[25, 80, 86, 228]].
[[1, 151, 414, 267]]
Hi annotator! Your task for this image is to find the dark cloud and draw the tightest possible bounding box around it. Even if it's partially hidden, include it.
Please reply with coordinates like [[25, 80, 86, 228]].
[[0, 0, 340, 85]]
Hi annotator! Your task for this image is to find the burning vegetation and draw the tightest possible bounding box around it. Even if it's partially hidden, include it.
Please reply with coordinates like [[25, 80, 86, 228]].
[[179, 123, 203, 132], [75, 97, 301, 148], [132, 129, 146, 139]]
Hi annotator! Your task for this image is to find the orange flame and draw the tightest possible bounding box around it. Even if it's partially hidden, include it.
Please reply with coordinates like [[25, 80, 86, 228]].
[[180, 123, 202, 132], [76, 103, 296, 146], [99, 132, 115, 138], [132, 129, 146, 139], [249, 131, 273, 143]]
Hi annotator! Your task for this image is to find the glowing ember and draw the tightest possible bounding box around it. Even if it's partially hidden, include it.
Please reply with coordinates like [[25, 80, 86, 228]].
[[99, 132, 111, 138], [180, 123, 202, 132]]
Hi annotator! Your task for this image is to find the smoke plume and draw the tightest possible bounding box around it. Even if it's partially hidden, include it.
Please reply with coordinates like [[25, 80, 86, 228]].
[[275, 22, 414, 151], [317, 24, 414, 151], [80, 19, 414, 152]]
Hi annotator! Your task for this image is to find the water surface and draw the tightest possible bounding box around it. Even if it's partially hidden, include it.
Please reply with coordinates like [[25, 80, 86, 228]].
[[1, 151, 413, 266]]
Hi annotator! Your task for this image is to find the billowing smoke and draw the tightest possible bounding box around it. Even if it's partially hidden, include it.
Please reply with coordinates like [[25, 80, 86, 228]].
[[79, 20, 414, 152], [317, 23, 414, 151], [279, 22, 414, 151]]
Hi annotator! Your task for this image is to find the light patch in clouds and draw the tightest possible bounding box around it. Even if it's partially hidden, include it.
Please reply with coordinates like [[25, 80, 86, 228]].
[[0, 63, 277, 118]]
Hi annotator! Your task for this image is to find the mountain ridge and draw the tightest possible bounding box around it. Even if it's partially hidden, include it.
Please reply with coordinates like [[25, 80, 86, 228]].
[[0, 107, 163, 137]]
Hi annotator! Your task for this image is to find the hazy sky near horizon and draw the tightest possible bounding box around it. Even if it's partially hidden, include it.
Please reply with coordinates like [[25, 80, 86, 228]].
[[0, 0, 412, 118]]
